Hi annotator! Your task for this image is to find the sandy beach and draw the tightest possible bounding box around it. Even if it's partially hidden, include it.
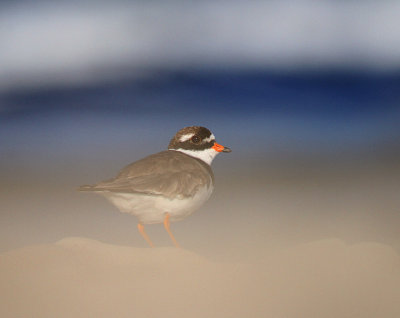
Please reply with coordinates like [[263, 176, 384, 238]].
[[1, 235, 399, 318], [1, 136, 399, 318]]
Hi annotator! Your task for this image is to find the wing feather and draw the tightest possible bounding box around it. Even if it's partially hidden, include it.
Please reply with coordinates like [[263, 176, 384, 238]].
[[79, 151, 214, 198]]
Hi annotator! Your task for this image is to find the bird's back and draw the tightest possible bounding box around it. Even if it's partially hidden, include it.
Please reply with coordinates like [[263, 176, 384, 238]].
[[78, 150, 214, 199]]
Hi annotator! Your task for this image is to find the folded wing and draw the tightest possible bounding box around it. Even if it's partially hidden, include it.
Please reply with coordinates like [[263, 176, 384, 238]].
[[78, 151, 214, 199]]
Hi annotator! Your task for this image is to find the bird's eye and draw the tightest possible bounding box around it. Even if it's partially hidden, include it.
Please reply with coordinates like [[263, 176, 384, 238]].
[[191, 135, 201, 144]]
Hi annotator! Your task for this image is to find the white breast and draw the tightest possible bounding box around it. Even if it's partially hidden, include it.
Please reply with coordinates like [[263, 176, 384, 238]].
[[101, 185, 214, 224]]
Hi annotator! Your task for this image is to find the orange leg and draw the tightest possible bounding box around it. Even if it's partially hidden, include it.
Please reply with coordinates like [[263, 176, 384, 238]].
[[163, 213, 180, 248], [137, 223, 154, 248]]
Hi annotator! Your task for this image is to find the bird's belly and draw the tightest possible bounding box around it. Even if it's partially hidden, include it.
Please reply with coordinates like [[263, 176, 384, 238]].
[[101, 186, 213, 224]]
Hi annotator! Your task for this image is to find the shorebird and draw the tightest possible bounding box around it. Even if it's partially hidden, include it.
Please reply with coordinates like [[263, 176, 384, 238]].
[[79, 126, 231, 247]]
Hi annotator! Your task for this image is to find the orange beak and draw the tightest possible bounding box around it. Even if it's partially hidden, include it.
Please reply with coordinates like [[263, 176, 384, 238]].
[[212, 142, 232, 153]]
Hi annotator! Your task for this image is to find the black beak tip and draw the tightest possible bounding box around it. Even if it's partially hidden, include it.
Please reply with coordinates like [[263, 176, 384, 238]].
[[222, 147, 232, 153]]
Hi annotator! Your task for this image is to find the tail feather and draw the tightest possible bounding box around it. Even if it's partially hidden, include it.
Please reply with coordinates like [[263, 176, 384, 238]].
[[77, 184, 99, 192]]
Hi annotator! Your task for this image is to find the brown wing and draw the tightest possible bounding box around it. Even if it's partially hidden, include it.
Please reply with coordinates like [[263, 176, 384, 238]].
[[79, 151, 214, 198]]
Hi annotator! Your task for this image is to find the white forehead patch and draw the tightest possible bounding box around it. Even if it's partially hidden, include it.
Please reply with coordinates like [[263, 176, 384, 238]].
[[179, 133, 195, 142], [202, 134, 215, 143]]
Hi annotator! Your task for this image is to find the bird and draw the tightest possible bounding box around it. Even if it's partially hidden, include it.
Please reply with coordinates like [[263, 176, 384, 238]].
[[78, 126, 231, 247]]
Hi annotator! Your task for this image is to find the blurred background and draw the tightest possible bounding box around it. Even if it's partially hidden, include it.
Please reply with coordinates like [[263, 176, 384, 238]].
[[1, 0, 400, 256]]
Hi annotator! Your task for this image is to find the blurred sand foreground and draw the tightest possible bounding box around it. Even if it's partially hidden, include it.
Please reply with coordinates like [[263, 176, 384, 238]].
[[1, 236, 399, 318], [1, 154, 400, 317]]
